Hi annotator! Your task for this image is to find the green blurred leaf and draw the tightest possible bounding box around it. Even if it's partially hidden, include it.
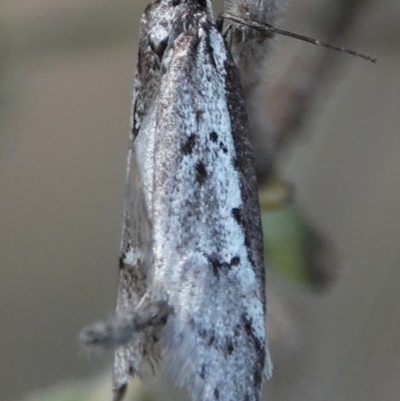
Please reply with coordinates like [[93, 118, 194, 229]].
[[261, 180, 338, 291], [262, 205, 311, 285]]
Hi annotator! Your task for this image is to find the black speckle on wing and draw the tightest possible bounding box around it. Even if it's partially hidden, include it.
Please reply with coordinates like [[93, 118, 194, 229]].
[[231, 207, 242, 225], [226, 338, 235, 354], [195, 161, 207, 185], [210, 131, 218, 142], [208, 254, 242, 277], [253, 366, 262, 389], [219, 141, 228, 153], [208, 333, 215, 346], [230, 256, 240, 266], [200, 364, 206, 379], [181, 134, 197, 155], [208, 255, 222, 275], [196, 110, 204, 123], [241, 314, 264, 359]]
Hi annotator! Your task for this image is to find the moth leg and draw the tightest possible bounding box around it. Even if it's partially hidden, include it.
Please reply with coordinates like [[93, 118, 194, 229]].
[[79, 298, 170, 348], [216, 14, 233, 49], [215, 13, 225, 32]]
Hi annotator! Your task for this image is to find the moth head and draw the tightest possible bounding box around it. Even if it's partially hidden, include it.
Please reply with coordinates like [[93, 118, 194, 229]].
[[145, 1, 176, 61]]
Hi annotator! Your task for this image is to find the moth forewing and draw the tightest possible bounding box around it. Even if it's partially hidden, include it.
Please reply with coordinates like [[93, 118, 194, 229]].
[[113, 1, 170, 395], [149, 7, 268, 401], [80, 1, 270, 401]]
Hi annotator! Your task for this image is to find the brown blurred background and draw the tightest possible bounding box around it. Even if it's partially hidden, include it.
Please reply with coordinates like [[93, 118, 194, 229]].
[[0, 0, 399, 400]]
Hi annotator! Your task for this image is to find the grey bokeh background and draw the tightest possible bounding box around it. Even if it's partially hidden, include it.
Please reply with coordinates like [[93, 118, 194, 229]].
[[0, 0, 399, 400]]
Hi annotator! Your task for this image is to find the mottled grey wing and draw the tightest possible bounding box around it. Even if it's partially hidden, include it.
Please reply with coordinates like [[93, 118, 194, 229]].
[[113, 3, 166, 396], [149, 8, 269, 401]]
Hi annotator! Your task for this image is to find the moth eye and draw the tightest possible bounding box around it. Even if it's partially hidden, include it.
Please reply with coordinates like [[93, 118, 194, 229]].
[[149, 35, 169, 60]]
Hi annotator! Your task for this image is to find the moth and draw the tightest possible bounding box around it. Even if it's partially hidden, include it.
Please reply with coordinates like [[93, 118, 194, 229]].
[[79, 1, 375, 400], [80, 0, 274, 401]]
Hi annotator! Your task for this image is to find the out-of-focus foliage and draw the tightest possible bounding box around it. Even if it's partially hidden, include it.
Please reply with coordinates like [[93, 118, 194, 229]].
[[261, 178, 337, 290]]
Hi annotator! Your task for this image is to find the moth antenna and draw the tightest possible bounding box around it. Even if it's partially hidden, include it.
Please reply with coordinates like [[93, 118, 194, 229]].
[[222, 13, 377, 63]]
